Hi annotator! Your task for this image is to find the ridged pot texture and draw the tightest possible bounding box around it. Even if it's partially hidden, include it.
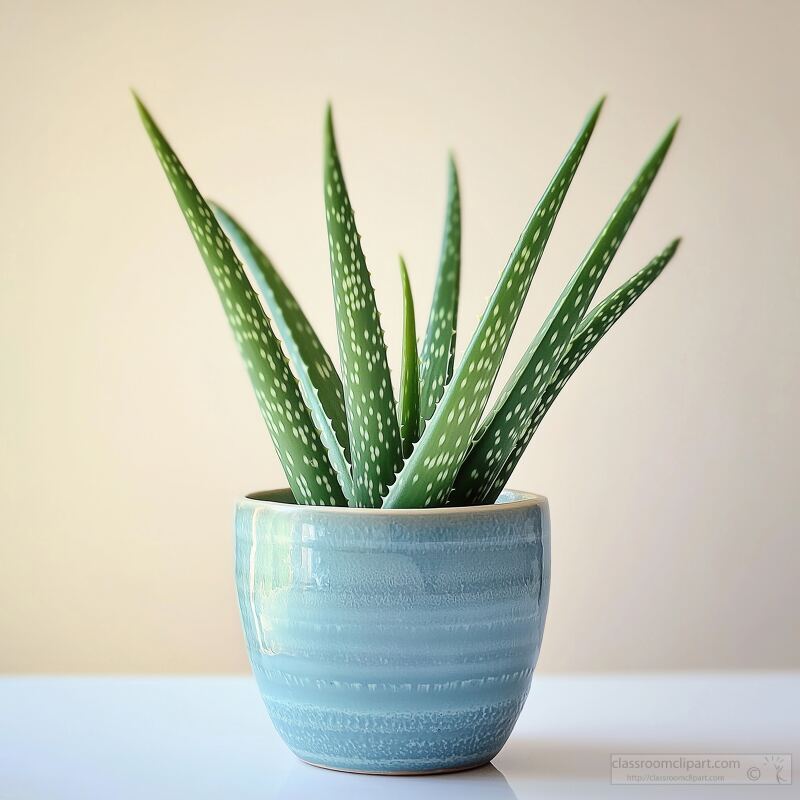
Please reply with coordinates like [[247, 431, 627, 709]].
[[234, 489, 550, 774]]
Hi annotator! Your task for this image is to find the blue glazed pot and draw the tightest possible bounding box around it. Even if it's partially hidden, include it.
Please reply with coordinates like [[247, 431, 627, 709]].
[[234, 488, 550, 775]]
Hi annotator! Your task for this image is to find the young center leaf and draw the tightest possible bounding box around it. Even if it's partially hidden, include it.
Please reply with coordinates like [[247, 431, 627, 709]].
[[449, 120, 679, 504], [398, 257, 420, 458], [418, 156, 461, 431], [476, 238, 681, 505], [324, 107, 402, 506], [382, 98, 605, 508], [134, 96, 346, 507], [212, 204, 354, 502]]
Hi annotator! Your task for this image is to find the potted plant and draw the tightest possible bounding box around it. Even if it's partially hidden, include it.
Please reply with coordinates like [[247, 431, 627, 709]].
[[135, 95, 680, 774]]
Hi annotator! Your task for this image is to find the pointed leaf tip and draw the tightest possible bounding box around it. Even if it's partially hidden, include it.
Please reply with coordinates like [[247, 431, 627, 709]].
[[132, 92, 147, 119], [662, 117, 681, 147], [324, 104, 335, 140], [593, 95, 607, 115]]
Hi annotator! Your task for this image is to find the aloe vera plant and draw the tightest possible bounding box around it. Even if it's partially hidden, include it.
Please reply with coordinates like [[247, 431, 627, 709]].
[[136, 95, 681, 509]]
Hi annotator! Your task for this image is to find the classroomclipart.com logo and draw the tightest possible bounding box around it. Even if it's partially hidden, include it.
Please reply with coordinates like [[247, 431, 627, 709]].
[[610, 753, 792, 785]]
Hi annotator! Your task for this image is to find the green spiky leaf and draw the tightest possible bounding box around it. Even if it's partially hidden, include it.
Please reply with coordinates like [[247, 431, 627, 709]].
[[324, 107, 402, 506], [418, 156, 461, 430], [135, 96, 346, 507], [449, 121, 679, 504], [477, 238, 681, 505], [398, 256, 420, 458], [212, 204, 354, 502], [382, 99, 604, 508]]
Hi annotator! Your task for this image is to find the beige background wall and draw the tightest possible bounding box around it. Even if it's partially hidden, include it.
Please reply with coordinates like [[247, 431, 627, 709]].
[[2, 0, 798, 673]]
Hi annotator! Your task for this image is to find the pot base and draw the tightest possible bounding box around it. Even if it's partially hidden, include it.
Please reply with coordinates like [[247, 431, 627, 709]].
[[299, 756, 493, 776]]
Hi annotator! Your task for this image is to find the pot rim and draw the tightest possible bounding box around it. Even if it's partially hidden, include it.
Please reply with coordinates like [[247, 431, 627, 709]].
[[239, 487, 547, 516]]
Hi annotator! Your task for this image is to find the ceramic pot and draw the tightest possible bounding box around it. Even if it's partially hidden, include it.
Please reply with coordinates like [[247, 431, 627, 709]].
[[234, 488, 550, 775]]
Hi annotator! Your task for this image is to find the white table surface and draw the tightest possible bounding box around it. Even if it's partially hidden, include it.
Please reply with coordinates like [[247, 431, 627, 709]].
[[2, 674, 796, 799]]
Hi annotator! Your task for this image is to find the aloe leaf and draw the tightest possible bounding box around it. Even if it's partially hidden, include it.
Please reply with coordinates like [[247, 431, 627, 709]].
[[134, 95, 346, 507], [397, 257, 420, 458], [211, 204, 354, 502], [477, 238, 681, 505], [324, 107, 402, 506], [418, 156, 461, 430], [382, 99, 605, 509], [449, 120, 679, 504]]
